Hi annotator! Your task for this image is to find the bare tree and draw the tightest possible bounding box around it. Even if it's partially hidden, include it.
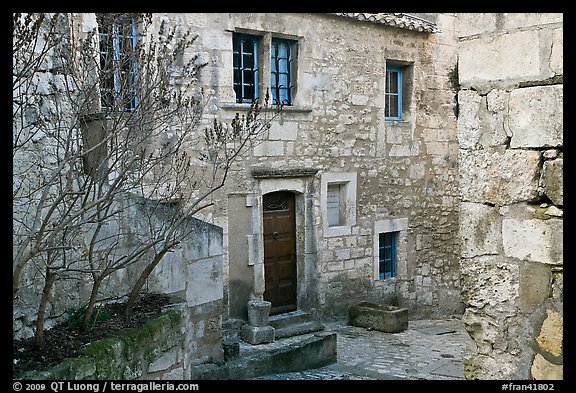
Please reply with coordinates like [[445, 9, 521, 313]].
[[13, 12, 281, 344]]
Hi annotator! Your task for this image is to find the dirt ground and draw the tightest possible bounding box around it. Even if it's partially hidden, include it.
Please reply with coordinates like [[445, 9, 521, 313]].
[[13, 293, 170, 378]]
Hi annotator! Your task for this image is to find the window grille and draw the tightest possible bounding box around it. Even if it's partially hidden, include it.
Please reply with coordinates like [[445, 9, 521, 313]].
[[97, 14, 139, 112], [379, 232, 397, 279], [271, 38, 293, 106], [233, 33, 259, 103]]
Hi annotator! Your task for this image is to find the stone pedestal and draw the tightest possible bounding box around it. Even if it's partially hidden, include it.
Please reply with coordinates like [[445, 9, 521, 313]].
[[247, 299, 271, 326], [241, 299, 275, 345], [240, 324, 275, 345]]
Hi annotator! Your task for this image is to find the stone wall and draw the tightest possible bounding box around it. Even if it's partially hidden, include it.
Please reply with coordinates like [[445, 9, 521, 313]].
[[456, 13, 563, 380], [19, 302, 223, 380], [20, 307, 186, 380]]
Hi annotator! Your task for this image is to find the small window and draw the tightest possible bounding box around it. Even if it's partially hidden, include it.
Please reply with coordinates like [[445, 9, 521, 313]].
[[385, 65, 403, 120], [327, 183, 345, 227], [322, 172, 356, 237], [97, 14, 139, 112], [271, 38, 294, 106], [378, 232, 397, 279], [233, 33, 259, 103]]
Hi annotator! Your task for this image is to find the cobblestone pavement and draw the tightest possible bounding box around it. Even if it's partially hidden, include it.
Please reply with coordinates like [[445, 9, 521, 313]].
[[251, 318, 476, 380]]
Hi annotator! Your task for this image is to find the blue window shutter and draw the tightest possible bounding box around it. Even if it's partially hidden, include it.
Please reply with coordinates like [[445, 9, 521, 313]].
[[385, 65, 403, 120], [379, 232, 397, 279], [271, 38, 293, 105]]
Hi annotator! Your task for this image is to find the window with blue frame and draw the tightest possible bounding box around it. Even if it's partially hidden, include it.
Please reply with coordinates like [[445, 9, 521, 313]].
[[97, 14, 139, 112], [233, 33, 259, 103], [385, 65, 403, 120], [378, 232, 397, 279], [271, 38, 294, 106]]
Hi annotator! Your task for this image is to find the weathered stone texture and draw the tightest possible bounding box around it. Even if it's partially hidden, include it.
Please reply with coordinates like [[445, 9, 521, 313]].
[[464, 353, 519, 380], [502, 13, 563, 30], [550, 27, 563, 75], [518, 262, 552, 312], [457, 89, 509, 149], [460, 202, 501, 258], [459, 30, 541, 86], [458, 12, 563, 380], [508, 85, 563, 148], [460, 256, 519, 314], [541, 158, 563, 206], [456, 13, 498, 37], [502, 217, 563, 265], [531, 354, 563, 380], [536, 309, 563, 357], [459, 149, 541, 205]]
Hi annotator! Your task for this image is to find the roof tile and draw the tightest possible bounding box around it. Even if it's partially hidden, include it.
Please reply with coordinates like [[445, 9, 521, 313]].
[[331, 13, 440, 34]]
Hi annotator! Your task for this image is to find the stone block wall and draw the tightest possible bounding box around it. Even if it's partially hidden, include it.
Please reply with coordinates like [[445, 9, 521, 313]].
[[456, 13, 563, 380]]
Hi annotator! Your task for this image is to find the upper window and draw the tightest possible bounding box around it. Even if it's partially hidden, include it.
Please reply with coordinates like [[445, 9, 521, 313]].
[[97, 14, 139, 112], [385, 65, 402, 120], [233, 33, 260, 103], [270, 38, 294, 106]]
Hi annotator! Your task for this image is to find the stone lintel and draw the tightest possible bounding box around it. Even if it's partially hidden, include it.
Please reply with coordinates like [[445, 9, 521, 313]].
[[251, 167, 319, 179]]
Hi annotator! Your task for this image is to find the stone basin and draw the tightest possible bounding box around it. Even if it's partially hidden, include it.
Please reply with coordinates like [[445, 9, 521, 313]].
[[347, 301, 408, 333]]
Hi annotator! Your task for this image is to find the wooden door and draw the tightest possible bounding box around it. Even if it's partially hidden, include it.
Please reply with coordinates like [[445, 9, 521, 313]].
[[263, 191, 297, 315]]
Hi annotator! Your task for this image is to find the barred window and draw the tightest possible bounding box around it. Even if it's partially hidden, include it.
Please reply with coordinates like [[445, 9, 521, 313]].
[[97, 14, 139, 112], [233, 33, 259, 103], [378, 232, 397, 279], [271, 38, 294, 106]]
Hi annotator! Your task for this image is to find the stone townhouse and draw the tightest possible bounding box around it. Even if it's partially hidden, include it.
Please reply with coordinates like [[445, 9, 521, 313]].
[[167, 12, 462, 321], [13, 12, 562, 380]]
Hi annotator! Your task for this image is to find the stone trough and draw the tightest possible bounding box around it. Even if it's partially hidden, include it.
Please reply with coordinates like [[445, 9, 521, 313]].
[[347, 301, 408, 333]]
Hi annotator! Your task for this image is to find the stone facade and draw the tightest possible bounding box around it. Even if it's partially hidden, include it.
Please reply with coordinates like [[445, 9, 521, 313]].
[[163, 12, 463, 322], [456, 13, 563, 380]]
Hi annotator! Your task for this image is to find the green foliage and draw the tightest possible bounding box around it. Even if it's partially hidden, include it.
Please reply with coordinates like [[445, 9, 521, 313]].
[[448, 62, 460, 92], [67, 304, 111, 331]]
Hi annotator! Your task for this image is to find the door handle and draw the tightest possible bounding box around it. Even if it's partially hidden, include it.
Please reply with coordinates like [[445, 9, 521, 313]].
[[272, 231, 279, 240]]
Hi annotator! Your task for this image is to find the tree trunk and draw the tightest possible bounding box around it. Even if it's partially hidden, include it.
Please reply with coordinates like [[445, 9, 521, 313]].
[[13, 248, 35, 301], [80, 277, 102, 332], [124, 249, 168, 316], [34, 268, 57, 350]]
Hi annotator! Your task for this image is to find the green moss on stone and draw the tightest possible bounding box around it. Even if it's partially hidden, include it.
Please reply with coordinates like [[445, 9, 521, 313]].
[[20, 307, 185, 380], [51, 356, 96, 379], [17, 370, 57, 380], [79, 337, 125, 379], [120, 325, 153, 361], [143, 313, 172, 338], [163, 308, 183, 328]]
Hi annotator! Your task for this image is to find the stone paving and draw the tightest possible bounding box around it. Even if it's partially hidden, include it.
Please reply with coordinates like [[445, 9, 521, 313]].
[[250, 317, 476, 380]]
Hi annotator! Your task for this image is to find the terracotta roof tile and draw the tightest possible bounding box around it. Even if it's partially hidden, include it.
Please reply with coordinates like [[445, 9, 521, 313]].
[[331, 13, 440, 33]]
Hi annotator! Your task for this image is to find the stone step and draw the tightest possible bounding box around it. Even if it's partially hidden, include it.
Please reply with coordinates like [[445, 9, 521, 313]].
[[268, 310, 325, 339], [274, 321, 325, 339], [189, 331, 337, 380], [269, 310, 314, 329]]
